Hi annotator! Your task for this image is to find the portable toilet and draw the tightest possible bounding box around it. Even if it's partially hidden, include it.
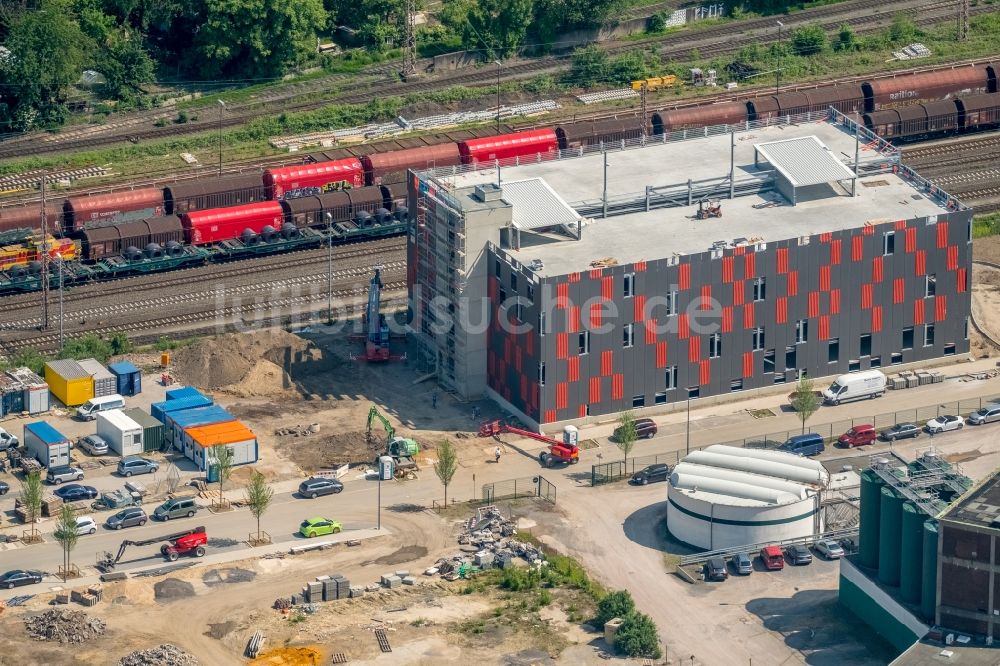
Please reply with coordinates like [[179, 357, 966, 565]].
[[78, 358, 117, 398], [108, 361, 142, 397], [45, 359, 94, 407]]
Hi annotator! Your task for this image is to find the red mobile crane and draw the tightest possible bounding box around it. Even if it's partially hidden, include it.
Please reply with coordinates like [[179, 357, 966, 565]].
[[96, 526, 208, 572], [478, 420, 580, 467]]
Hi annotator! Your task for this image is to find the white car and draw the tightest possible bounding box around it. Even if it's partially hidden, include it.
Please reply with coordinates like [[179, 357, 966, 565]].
[[924, 415, 964, 434], [814, 540, 845, 560], [0, 427, 18, 451], [74, 516, 98, 536]]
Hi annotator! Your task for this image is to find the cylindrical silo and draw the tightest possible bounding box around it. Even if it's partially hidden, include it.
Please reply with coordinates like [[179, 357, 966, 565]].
[[921, 520, 939, 622], [859, 470, 884, 569], [899, 502, 924, 604], [878, 486, 903, 587]]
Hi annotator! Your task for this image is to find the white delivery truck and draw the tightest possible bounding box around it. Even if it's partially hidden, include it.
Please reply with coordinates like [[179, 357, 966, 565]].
[[822, 370, 887, 405]]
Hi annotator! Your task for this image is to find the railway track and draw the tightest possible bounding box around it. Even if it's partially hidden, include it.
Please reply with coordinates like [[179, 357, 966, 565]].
[[0, 0, 980, 159]]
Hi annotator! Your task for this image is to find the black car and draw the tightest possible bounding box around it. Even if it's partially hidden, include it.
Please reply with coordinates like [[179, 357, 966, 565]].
[[705, 557, 728, 581], [615, 418, 658, 441], [879, 423, 921, 441], [0, 569, 43, 589], [785, 544, 813, 566], [631, 464, 671, 485], [298, 477, 344, 499], [0, 481, 8, 496], [54, 484, 99, 502]]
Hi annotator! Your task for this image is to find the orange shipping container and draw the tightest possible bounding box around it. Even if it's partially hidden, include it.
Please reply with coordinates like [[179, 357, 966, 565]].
[[183, 421, 258, 469]]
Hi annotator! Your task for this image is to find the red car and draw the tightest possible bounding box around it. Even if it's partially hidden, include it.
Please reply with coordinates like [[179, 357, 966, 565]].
[[760, 546, 784, 571], [837, 424, 877, 448]]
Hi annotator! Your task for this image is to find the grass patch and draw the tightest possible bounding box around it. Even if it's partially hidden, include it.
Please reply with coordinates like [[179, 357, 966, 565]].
[[973, 212, 1000, 239]]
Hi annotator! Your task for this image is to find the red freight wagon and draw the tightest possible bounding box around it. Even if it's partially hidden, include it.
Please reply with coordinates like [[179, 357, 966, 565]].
[[361, 143, 462, 185], [651, 101, 748, 134], [263, 158, 364, 199], [0, 204, 61, 235], [959, 92, 1000, 130], [181, 201, 284, 245], [862, 66, 991, 112], [63, 187, 165, 232], [458, 129, 558, 165]]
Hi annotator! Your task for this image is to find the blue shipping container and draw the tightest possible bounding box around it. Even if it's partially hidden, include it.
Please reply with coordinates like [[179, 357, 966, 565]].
[[166, 387, 205, 401], [151, 394, 213, 424], [108, 361, 142, 397], [166, 405, 234, 448]]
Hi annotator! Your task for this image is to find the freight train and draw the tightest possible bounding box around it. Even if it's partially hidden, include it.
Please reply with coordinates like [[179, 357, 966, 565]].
[[863, 92, 1000, 141]]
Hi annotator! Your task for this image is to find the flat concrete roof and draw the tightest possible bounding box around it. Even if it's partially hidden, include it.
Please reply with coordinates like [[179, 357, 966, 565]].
[[941, 467, 1000, 531], [427, 120, 951, 278], [891, 639, 1000, 666]]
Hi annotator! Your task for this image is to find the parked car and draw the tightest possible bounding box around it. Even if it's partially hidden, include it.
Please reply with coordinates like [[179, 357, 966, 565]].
[[153, 497, 199, 521], [77, 434, 109, 456], [785, 544, 813, 566], [837, 424, 877, 448], [814, 540, 845, 560], [299, 517, 342, 538], [47, 465, 84, 485], [821, 370, 886, 405], [298, 477, 343, 499], [54, 484, 99, 502], [968, 403, 1000, 425], [760, 545, 785, 570], [0, 569, 43, 589], [731, 552, 753, 575], [925, 415, 964, 434], [631, 463, 670, 485], [879, 423, 921, 441], [704, 557, 729, 581], [106, 507, 147, 530], [75, 394, 125, 420], [781, 433, 825, 457], [615, 418, 658, 441], [117, 457, 159, 477], [0, 427, 19, 451], [74, 516, 98, 536], [0, 481, 8, 496]]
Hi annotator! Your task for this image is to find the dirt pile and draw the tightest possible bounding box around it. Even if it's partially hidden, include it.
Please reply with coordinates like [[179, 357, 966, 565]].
[[274, 430, 372, 471], [171, 329, 340, 397], [119, 644, 201, 666], [154, 578, 196, 601], [24, 609, 107, 643]]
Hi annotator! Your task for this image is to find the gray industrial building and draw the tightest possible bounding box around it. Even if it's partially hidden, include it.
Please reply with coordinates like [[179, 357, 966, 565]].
[[407, 111, 972, 428]]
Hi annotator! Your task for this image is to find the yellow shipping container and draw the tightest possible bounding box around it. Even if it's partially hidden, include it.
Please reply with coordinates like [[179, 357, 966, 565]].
[[45, 359, 94, 407]]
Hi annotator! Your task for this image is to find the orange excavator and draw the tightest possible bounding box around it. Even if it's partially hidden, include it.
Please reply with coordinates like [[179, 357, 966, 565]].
[[478, 421, 580, 467]]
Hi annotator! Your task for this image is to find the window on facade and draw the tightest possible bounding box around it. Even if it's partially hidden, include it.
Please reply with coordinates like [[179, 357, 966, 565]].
[[730, 379, 744, 392], [665, 290, 678, 316], [514, 302, 523, 322], [883, 231, 895, 256], [633, 395, 645, 408], [870, 356, 882, 368], [510, 273, 517, 291], [527, 284, 534, 302], [687, 386, 700, 399], [795, 319, 808, 344], [944, 342, 956, 355], [538, 362, 546, 386], [624, 273, 635, 298], [709, 333, 722, 358], [828, 338, 840, 363], [654, 391, 667, 405], [965, 317, 970, 340], [753, 277, 766, 302], [849, 359, 861, 371], [785, 345, 797, 371], [539, 311, 546, 336], [666, 366, 678, 390], [764, 349, 775, 373], [623, 324, 634, 348], [498, 287, 506, 306], [925, 274, 936, 298], [579, 331, 590, 355], [494, 261, 501, 278], [902, 327, 914, 350], [891, 352, 903, 364], [860, 333, 872, 357], [752, 327, 765, 351], [924, 324, 935, 347]]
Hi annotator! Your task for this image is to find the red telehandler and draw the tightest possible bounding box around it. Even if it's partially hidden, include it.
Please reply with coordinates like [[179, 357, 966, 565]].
[[97, 526, 208, 572], [478, 420, 580, 467]]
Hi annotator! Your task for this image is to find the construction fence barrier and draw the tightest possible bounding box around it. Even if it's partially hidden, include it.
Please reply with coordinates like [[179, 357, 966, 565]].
[[481, 475, 556, 504]]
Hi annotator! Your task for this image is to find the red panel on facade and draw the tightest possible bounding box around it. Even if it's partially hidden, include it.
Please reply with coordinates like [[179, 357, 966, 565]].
[[612, 374, 624, 400], [700, 360, 711, 386], [861, 284, 873, 309], [567, 272, 581, 283], [820, 266, 831, 292], [895, 220, 907, 230], [556, 283, 569, 309], [852, 236, 864, 262], [722, 307, 733, 333], [589, 377, 601, 404], [787, 271, 798, 297], [915, 250, 926, 276], [634, 295, 647, 322], [819, 315, 830, 340], [820, 232, 832, 243], [947, 245, 959, 271], [590, 269, 603, 280], [937, 222, 948, 248], [567, 357, 579, 382], [520, 376, 528, 402], [544, 410, 556, 424], [872, 306, 883, 333], [733, 280, 745, 305], [893, 278, 905, 304], [589, 302, 603, 328], [678, 314, 690, 339], [830, 239, 842, 265], [957, 267, 968, 293], [679, 264, 691, 290], [556, 333, 568, 359], [776, 297, 788, 324], [700, 285, 712, 310], [601, 350, 613, 376], [515, 347, 522, 372], [914, 299, 926, 325], [743, 304, 755, 329], [722, 256, 735, 283], [935, 295, 947, 321], [863, 224, 875, 236], [578, 404, 587, 418], [689, 337, 701, 362], [808, 292, 820, 318], [872, 256, 884, 283], [776, 247, 789, 274], [743, 351, 754, 378], [568, 306, 580, 333], [656, 342, 668, 368], [504, 337, 511, 360], [526, 334, 534, 356], [831, 289, 841, 314], [645, 319, 657, 345], [556, 383, 568, 410], [744, 253, 756, 279], [905, 227, 917, 253], [734, 246, 746, 256], [602, 276, 613, 300], [634, 260, 647, 273]]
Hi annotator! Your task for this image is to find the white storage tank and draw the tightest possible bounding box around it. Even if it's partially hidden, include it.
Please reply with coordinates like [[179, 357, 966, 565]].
[[97, 409, 144, 457]]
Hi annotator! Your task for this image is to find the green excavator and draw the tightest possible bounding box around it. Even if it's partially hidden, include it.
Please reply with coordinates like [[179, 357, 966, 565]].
[[366, 406, 419, 473]]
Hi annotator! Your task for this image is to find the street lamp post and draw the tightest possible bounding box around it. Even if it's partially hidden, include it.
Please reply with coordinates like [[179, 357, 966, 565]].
[[775, 21, 784, 95], [324, 212, 333, 325], [494, 60, 502, 135], [217, 100, 226, 177]]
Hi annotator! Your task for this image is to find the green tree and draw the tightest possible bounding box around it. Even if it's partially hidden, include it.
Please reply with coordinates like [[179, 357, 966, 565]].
[[615, 611, 661, 659], [615, 410, 638, 473], [243, 471, 274, 544], [889, 14, 920, 43], [533, 0, 628, 44], [53, 504, 80, 581], [108, 331, 132, 356], [19, 471, 44, 542], [595, 589, 635, 628], [336, 0, 407, 51], [833, 23, 857, 52], [433, 440, 458, 506], [791, 24, 826, 56], [59, 333, 113, 363], [790, 376, 819, 434], [464, 0, 533, 60], [610, 51, 650, 86], [570, 45, 609, 87], [100, 31, 155, 103], [213, 445, 235, 506]]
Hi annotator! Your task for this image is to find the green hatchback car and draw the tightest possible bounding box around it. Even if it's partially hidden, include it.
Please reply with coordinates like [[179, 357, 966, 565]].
[[299, 517, 342, 538]]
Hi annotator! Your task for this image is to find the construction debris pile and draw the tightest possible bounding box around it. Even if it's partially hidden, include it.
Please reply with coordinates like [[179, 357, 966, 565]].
[[119, 644, 201, 666], [24, 609, 107, 643], [426, 505, 545, 579]]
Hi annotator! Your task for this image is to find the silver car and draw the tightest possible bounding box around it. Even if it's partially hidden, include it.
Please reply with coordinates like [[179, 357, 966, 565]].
[[106, 507, 147, 530], [77, 435, 109, 456], [814, 540, 845, 559], [968, 404, 1000, 426]]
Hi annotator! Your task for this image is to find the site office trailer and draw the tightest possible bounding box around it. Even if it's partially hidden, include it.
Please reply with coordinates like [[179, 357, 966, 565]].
[[150, 394, 214, 431], [486, 211, 973, 426], [24, 421, 71, 468], [183, 421, 259, 470], [165, 405, 235, 458], [123, 407, 164, 453], [97, 409, 144, 457], [44, 359, 94, 407]]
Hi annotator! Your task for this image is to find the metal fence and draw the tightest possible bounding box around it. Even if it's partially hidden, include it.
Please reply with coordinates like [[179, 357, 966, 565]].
[[482, 475, 556, 504], [591, 391, 1000, 485]]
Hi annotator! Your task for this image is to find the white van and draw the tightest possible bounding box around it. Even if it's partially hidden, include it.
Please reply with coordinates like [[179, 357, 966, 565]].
[[76, 394, 125, 420], [822, 370, 887, 405]]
